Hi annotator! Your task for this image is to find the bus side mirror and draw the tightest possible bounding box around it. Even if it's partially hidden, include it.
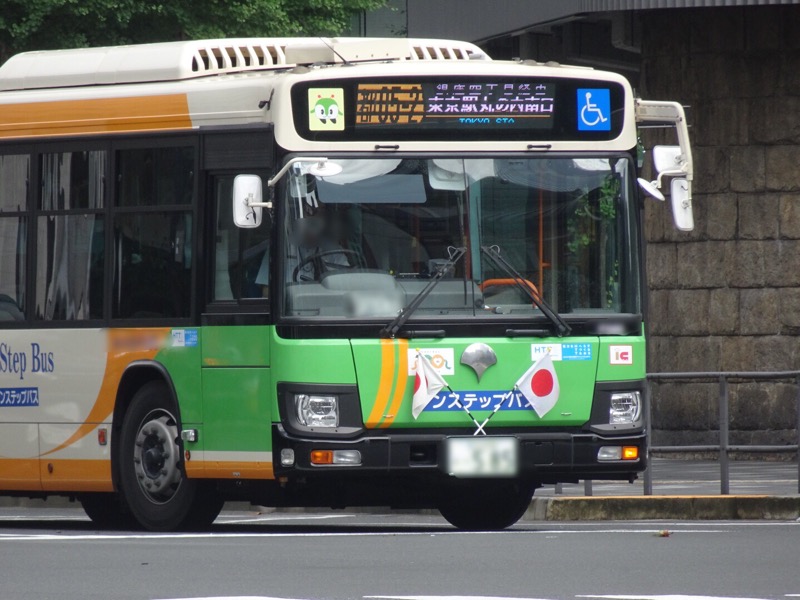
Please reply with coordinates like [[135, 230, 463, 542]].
[[232, 174, 267, 228], [652, 145, 683, 174], [637, 177, 665, 202], [651, 145, 694, 232], [670, 178, 694, 231]]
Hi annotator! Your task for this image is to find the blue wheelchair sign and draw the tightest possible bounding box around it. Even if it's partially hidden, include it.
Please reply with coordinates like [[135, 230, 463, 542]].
[[577, 88, 611, 131]]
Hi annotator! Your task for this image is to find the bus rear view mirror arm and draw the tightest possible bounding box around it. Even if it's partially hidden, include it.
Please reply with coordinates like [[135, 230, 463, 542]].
[[635, 100, 694, 231], [267, 157, 340, 188]]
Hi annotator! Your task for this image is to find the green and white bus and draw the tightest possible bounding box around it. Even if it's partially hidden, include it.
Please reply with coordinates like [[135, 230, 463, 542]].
[[0, 37, 693, 530]]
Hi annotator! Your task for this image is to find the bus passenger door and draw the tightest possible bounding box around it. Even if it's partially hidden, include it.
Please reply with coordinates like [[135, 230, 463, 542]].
[[196, 175, 273, 481]]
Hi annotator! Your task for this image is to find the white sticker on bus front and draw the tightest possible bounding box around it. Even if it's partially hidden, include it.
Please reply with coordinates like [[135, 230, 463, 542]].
[[609, 345, 633, 365], [407, 348, 455, 376], [531, 344, 563, 361], [171, 329, 198, 348]]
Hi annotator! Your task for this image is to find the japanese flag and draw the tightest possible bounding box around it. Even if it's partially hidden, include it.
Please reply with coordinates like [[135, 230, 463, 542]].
[[515, 353, 560, 418], [412, 352, 447, 419]]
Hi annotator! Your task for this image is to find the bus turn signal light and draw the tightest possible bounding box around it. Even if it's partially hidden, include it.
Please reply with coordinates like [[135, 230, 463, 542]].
[[622, 446, 639, 460], [310, 449, 362, 466], [310, 450, 334, 465], [598, 445, 640, 462]]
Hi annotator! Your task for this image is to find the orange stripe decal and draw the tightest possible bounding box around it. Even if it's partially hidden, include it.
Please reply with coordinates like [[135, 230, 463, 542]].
[[0, 458, 42, 491], [195, 461, 275, 480], [41, 328, 169, 458], [365, 339, 396, 428], [380, 339, 409, 428], [0, 95, 193, 139], [40, 459, 114, 492]]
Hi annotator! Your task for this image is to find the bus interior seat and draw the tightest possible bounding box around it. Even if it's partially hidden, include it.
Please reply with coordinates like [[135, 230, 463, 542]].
[[0, 295, 24, 320]]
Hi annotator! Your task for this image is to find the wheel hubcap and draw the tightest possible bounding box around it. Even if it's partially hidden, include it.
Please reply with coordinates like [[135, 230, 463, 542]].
[[133, 412, 182, 503]]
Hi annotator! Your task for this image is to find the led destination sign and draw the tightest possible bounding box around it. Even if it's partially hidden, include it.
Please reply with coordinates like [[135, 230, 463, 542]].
[[293, 76, 624, 142], [354, 81, 556, 130]]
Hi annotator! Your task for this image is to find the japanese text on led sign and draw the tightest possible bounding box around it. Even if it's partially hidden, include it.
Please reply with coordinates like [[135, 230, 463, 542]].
[[355, 81, 556, 129]]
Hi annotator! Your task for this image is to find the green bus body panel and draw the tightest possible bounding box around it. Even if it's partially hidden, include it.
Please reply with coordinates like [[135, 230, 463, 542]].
[[596, 336, 646, 381], [352, 337, 602, 429], [270, 331, 358, 385], [202, 325, 270, 367], [197, 326, 272, 454], [201, 368, 272, 453], [154, 326, 645, 453], [154, 328, 204, 425], [154, 326, 274, 455]]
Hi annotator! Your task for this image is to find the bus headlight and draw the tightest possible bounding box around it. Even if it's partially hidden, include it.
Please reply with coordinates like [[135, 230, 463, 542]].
[[609, 391, 641, 424], [295, 394, 339, 428], [278, 383, 363, 437]]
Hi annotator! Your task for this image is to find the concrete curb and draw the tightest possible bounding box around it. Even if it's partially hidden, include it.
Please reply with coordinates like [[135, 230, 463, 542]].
[[524, 495, 800, 521]]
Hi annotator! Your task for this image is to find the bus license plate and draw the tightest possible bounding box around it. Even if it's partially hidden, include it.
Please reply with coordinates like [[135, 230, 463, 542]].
[[446, 437, 519, 478]]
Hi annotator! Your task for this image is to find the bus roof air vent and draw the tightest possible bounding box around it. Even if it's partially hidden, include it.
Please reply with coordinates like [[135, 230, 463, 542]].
[[408, 41, 489, 61], [282, 38, 489, 65], [191, 42, 288, 73], [0, 38, 491, 91]]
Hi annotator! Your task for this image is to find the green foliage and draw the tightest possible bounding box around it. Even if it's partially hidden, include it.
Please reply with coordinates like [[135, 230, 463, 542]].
[[566, 174, 619, 254], [565, 173, 621, 309], [0, 0, 385, 63]]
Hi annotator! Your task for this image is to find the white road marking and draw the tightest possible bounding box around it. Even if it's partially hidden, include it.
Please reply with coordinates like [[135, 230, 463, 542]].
[[154, 597, 307, 600], [0, 526, 746, 542], [216, 513, 356, 524], [149, 595, 799, 600], [0, 527, 738, 542], [579, 596, 775, 600], [606, 521, 800, 528], [368, 596, 552, 600]]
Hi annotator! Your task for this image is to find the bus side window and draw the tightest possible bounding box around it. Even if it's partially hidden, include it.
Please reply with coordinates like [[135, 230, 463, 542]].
[[0, 154, 29, 321], [35, 150, 106, 321], [212, 175, 270, 301], [112, 145, 194, 319]]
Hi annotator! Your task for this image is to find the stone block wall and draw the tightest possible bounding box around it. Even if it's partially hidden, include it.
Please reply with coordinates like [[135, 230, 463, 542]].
[[639, 6, 800, 447]]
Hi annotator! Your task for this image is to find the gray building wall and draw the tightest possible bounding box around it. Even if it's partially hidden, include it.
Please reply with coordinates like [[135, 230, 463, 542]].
[[639, 6, 800, 447]]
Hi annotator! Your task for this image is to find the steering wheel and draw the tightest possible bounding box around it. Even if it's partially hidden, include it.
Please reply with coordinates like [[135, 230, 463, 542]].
[[479, 278, 541, 303], [293, 249, 365, 282]]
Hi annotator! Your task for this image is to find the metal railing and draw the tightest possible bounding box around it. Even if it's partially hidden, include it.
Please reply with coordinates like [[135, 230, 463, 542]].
[[644, 371, 800, 495], [554, 371, 800, 497]]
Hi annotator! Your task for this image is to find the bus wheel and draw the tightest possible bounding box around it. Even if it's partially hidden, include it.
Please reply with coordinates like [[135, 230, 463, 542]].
[[78, 493, 135, 529], [437, 480, 534, 531], [118, 381, 220, 531]]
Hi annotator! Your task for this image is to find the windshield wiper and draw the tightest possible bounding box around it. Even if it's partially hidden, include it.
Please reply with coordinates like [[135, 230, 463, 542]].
[[380, 246, 466, 339], [480, 245, 571, 337]]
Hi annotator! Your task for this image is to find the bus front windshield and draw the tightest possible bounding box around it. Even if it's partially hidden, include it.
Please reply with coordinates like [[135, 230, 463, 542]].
[[280, 156, 640, 324]]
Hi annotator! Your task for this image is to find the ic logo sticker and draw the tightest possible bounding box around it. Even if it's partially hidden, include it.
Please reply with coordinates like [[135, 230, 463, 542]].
[[609, 345, 633, 365]]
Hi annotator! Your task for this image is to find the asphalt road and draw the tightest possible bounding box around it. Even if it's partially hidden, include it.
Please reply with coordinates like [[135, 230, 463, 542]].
[[1, 508, 798, 600]]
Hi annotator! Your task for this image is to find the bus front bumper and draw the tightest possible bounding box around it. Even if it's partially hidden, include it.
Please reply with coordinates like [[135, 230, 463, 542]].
[[271, 424, 647, 484]]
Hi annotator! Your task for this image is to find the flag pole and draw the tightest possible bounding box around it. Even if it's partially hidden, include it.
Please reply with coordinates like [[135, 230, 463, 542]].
[[473, 389, 516, 435], [414, 350, 494, 436], [442, 384, 490, 436]]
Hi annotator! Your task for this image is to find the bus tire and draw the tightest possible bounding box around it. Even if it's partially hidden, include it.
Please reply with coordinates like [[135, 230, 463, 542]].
[[437, 480, 533, 531], [118, 381, 221, 531], [78, 492, 136, 529]]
